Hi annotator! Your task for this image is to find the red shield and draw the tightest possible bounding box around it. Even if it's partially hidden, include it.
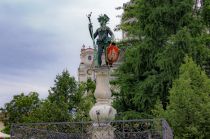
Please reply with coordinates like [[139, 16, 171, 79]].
[[106, 43, 119, 65]]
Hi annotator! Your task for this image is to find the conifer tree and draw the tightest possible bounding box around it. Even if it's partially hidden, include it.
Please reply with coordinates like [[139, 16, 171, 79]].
[[153, 57, 210, 138], [114, 0, 210, 118]]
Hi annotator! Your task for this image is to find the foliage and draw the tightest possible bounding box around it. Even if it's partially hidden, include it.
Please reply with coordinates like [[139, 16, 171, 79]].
[[84, 78, 96, 94], [4, 92, 40, 124], [202, 0, 210, 30], [48, 70, 77, 110], [73, 79, 95, 121], [2, 92, 40, 133], [120, 0, 142, 39], [21, 70, 79, 123], [153, 57, 210, 138], [22, 99, 71, 123], [2, 70, 96, 134], [114, 0, 210, 119], [26, 72, 95, 122]]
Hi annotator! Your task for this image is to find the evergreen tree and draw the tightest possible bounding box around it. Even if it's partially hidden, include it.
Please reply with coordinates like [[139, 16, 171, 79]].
[[114, 0, 210, 118], [202, 0, 210, 32], [153, 57, 210, 138]]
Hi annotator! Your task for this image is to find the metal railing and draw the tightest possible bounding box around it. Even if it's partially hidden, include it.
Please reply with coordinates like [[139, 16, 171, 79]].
[[10, 119, 173, 139]]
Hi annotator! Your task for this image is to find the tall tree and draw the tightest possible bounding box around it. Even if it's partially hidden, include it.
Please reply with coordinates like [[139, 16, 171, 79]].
[[202, 0, 210, 32], [114, 0, 210, 118], [153, 57, 210, 138], [48, 70, 77, 109]]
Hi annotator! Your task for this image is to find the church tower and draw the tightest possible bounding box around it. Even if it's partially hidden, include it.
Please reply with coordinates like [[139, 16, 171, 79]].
[[77, 45, 95, 83]]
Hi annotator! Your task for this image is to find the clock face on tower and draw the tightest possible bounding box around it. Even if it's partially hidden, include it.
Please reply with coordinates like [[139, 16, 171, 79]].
[[87, 69, 92, 75]]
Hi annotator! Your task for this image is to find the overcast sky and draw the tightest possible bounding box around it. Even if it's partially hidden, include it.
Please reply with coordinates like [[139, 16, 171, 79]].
[[0, 0, 128, 107]]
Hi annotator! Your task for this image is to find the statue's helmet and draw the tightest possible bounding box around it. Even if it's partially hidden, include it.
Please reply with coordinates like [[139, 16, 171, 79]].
[[97, 14, 110, 23]]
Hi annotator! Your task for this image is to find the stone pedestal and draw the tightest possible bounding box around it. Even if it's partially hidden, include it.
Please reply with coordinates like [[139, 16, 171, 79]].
[[89, 67, 116, 139], [91, 125, 115, 139]]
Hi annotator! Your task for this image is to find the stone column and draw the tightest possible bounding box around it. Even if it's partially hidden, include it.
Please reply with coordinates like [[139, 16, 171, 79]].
[[89, 67, 116, 139]]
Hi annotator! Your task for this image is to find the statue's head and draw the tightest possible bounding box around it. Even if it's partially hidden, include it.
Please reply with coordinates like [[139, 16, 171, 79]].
[[98, 14, 109, 27]]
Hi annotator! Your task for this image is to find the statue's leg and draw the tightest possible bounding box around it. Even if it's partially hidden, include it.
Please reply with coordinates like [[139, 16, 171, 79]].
[[98, 45, 103, 66], [104, 44, 109, 65]]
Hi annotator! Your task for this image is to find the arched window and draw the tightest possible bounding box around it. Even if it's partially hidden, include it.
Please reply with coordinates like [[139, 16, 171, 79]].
[[88, 55, 92, 61]]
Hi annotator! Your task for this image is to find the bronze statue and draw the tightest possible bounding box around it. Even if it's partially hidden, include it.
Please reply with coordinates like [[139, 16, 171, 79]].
[[87, 13, 115, 67]]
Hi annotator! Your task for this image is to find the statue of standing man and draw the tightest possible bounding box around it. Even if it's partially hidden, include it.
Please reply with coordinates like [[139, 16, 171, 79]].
[[88, 13, 115, 67]]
